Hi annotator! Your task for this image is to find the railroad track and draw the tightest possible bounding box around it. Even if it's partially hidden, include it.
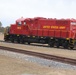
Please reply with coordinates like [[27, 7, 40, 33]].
[[1, 40, 76, 51], [1, 40, 76, 50], [0, 46, 76, 66]]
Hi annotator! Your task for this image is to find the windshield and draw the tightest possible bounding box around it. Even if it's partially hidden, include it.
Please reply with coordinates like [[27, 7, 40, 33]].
[[24, 21, 26, 25], [17, 22, 22, 26]]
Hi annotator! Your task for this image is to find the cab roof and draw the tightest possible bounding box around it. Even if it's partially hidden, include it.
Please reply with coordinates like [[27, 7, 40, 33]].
[[16, 17, 25, 22]]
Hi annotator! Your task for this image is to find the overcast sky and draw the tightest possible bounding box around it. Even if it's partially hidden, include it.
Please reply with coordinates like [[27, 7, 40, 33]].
[[0, 0, 76, 27]]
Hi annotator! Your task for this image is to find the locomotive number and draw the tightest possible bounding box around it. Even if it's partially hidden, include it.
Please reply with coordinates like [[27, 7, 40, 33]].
[[17, 27, 21, 29]]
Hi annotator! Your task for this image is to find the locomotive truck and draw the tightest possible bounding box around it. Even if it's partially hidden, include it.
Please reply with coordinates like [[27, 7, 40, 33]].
[[4, 17, 76, 49]]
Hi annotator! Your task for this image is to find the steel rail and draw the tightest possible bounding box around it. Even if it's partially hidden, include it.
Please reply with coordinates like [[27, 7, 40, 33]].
[[0, 46, 76, 65], [1, 40, 76, 50]]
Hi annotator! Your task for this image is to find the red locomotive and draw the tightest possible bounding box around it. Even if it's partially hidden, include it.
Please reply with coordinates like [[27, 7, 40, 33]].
[[4, 17, 76, 49]]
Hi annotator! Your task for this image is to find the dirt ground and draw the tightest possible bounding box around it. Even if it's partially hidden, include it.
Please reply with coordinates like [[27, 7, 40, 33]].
[[0, 34, 76, 75], [0, 54, 76, 75], [0, 33, 76, 59]]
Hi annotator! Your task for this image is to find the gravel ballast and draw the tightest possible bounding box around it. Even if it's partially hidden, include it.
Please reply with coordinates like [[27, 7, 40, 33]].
[[0, 49, 76, 70]]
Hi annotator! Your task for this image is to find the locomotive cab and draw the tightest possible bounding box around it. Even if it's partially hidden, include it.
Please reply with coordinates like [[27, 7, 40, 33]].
[[16, 19, 26, 26]]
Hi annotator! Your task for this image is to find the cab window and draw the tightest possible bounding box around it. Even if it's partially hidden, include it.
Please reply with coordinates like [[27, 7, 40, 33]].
[[24, 22, 26, 25], [18, 22, 22, 26]]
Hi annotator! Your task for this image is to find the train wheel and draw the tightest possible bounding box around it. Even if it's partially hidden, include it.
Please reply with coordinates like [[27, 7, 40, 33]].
[[70, 47, 74, 49], [4, 38, 7, 42], [55, 42, 59, 48], [62, 42, 68, 49], [69, 44, 74, 49], [11, 39, 14, 43], [28, 42, 30, 45], [17, 40, 20, 43], [20, 39, 25, 44], [49, 42, 54, 47]]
